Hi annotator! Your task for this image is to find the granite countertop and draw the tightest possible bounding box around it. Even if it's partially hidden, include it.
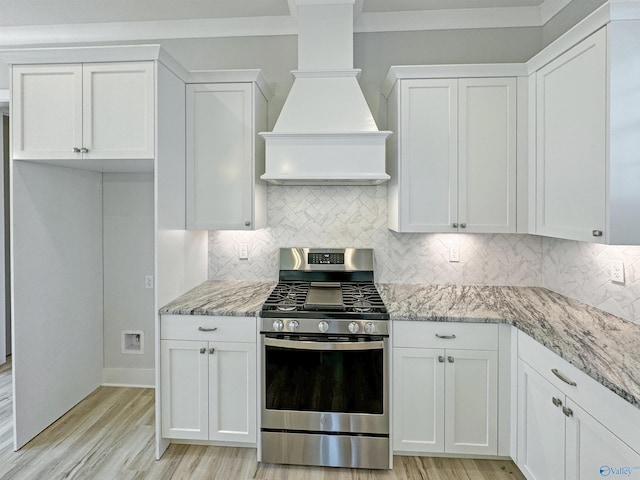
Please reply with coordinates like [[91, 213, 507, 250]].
[[159, 280, 276, 316], [377, 283, 640, 408], [160, 280, 640, 409]]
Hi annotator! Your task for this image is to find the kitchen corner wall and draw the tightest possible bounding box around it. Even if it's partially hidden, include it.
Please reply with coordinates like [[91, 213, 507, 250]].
[[209, 185, 640, 326]]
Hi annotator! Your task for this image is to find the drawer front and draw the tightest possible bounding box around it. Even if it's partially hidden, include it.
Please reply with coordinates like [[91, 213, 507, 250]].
[[161, 314, 257, 342], [393, 321, 498, 350], [517, 331, 640, 453]]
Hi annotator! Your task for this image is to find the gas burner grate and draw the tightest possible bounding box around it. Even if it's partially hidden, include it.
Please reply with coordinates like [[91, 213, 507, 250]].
[[341, 283, 387, 313], [262, 281, 309, 312]]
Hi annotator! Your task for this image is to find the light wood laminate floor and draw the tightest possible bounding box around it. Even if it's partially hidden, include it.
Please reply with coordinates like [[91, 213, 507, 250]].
[[0, 358, 525, 479]]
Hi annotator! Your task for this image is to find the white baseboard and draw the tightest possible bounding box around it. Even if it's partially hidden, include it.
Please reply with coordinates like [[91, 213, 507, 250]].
[[102, 367, 154, 388]]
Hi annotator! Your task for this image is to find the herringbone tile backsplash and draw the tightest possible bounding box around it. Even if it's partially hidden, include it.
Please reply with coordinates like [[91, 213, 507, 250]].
[[208, 185, 640, 324]]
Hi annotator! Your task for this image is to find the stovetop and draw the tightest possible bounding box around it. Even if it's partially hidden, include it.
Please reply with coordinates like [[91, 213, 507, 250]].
[[260, 281, 389, 320]]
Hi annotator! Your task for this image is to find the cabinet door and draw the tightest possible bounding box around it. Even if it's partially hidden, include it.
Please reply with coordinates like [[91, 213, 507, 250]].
[[565, 399, 640, 480], [517, 360, 565, 480], [12, 64, 83, 160], [459, 78, 516, 233], [536, 28, 607, 242], [399, 79, 458, 232], [186, 83, 253, 230], [82, 62, 155, 160], [393, 347, 445, 453], [444, 349, 498, 455], [208, 342, 257, 443], [160, 340, 209, 440]]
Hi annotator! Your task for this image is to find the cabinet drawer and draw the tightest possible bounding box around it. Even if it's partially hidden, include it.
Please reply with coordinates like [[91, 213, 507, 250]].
[[161, 314, 256, 342], [393, 321, 498, 350], [518, 331, 640, 453]]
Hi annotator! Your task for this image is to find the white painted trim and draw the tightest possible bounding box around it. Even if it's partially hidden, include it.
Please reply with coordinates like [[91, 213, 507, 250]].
[[102, 367, 155, 387], [0, 16, 298, 47], [0, 89, 8, 106], [186, 69, 273, 99], [539, 0, 573, 24], [381, 64, 527, 98], [355, 7, 542, 33], [0, 1, 635, 46]]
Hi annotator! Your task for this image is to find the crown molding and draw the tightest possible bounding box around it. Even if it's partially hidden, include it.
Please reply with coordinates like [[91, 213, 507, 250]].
[[0, 0, 598, 47]]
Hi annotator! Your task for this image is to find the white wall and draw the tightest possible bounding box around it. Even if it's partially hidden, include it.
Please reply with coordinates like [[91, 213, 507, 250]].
[[12, 161, 103, 448], [102, 173, 154, 386]]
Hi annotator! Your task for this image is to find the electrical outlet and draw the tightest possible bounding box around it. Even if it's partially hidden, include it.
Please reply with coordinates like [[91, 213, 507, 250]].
[[610, 261, 625, 284], [449, 245, 460, 263], [239, 244, 249, 259], [144, 274, 154, 289]]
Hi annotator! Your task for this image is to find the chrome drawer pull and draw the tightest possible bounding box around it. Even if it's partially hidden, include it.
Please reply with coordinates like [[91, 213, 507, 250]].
[[438, 356, 445, 363], [198, 327, 218, 332], [551, 368, 577, 386], [199, 347, 206, 354], [435, 334, 456, 339], [552, 397, 563, 407], [562, 406, 573, 417], [447, 356, 455, 363], [209, 348, 215, 355]]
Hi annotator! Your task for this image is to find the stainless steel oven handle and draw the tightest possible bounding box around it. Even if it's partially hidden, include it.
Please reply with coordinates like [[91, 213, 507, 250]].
[[264, 337, 385, 351]]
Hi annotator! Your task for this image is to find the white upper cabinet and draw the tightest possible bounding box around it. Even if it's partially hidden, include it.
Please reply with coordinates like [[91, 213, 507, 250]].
[[186, 79, 268, 230], [12, 62, 155, 162], [535, 28, 606, 243], [386, 71, 517, 233], [531, 18, 640, 245]]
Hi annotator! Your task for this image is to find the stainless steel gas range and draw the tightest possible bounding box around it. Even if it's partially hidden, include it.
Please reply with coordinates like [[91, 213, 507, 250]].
[[259, 248, 390, 470]]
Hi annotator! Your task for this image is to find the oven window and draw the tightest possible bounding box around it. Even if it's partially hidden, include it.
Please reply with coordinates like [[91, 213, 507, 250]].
[[265, 343, 384, 414]]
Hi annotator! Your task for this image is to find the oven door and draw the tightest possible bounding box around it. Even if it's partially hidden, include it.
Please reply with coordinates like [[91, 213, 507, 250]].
[[261, 333, 389, 435]]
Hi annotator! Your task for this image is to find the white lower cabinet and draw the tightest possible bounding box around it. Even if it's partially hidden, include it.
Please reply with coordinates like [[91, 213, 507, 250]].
[[160, 316, 257, 445], [516, 332, 640, 480], [393, 322, 498, 456]]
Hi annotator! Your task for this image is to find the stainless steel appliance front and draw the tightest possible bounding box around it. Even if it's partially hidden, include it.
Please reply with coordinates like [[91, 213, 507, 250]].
[[261, 332, 389, 469]]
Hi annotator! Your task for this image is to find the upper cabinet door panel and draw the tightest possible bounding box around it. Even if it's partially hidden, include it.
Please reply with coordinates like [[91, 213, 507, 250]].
[[400, 79, 458, 232], [186, 83, 253, 230], [83, 62, 155, 160], [12, 64, 83, 160], [459, 78, 517, 233], [536, 28, 607, 242]]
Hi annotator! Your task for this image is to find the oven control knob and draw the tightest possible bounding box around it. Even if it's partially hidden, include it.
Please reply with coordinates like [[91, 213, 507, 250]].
[[272, 320, 284, 332], [318, 321, 329, 333], [287, 320, 300, 332], [364, 322, 376, 334], [348, 322, 360, 334]]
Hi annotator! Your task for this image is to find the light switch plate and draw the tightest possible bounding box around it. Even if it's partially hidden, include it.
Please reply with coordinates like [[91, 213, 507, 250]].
[[239, 244, 249, 260], [610, 261, 625, 284], [144, 274, 154, 289]]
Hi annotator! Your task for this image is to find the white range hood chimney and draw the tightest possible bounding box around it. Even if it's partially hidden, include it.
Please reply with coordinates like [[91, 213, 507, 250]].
[[260, 0, 391, 185]]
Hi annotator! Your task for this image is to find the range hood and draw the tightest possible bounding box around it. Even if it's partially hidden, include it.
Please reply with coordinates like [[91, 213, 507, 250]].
[[259, 0, 391, 185]]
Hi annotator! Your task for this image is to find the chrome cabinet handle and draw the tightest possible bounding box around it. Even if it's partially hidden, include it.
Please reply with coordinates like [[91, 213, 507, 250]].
[[435, 334, 456, 339], [447, 356, 454, 363], [562, 406, 573, 417], [198, 327, 218, 332], [552, 397, 563, 407], [73, 147, 81, 153], [245, 221, 251, 226], [209, 348, 215, 355], [452, 223, 459, 228], [438, 355, 445, 363], [80, 147, 89, 153], [551, 368, 577, 386], [199, 347, 206, 354], [460, 223, 467, 228], [592, 230, 603, 237]]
